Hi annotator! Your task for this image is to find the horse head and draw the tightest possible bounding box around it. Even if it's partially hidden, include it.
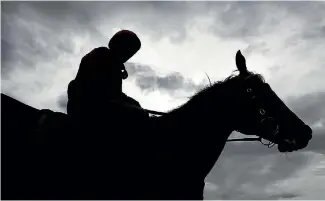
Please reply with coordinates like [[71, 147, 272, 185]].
[[229, 50, 312, 152]]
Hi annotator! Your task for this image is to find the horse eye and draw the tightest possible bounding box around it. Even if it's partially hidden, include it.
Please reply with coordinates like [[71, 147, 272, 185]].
[[247, 88, 252, 93], [260, 109, 266, 115]]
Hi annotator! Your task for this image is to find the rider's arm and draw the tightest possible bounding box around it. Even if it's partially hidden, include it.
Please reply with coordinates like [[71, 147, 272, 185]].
[[110, 93, 150, 118]]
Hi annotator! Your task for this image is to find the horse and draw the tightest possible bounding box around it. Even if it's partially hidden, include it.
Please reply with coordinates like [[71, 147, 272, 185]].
[[1, 50, 312, 200], [146, 50, 313, 199]]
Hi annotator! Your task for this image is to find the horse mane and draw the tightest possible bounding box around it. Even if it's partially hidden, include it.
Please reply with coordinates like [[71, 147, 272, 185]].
[[167, 70, 265, 116]]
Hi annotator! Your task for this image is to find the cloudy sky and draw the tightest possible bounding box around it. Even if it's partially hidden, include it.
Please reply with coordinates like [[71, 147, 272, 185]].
[[1, 1, 325, 199]]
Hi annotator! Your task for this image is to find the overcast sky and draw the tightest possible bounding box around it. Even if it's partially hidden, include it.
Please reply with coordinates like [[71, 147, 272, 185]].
[[1, 1, 325, 199]]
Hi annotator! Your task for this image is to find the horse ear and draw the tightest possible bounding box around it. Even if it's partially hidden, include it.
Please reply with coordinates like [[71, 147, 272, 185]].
[[236, 50, 249, 77]]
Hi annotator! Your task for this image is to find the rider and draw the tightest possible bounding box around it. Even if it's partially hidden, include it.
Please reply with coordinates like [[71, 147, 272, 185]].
[[64, 30, 153, 198], [67, 30, 148, 124]]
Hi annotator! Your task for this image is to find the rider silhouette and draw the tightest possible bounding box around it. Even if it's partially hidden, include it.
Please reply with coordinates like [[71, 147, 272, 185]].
[[67, 30, 147, 124], [64, 31, 152, 198]]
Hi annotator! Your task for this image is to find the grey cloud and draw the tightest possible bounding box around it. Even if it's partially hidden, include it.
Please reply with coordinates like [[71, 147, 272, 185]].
[[156, 73, 184, 90], [135, 75, 157, 93], [57, 94, 68, 113], [303, 24, 325, 40], [204, 151, 314, 199], [242, 41, 270, 57], [1, 1, 192, 44], [208, 2, 270, 39], [287, 92, 325, 125], [304, 128, 325, 153], [206, 2, 325, 41], [285, 2, 325, 40], [268, 192, 299, 200], [1, 2, 105, 77], [1, 2, 102, 34], [9, 1, 321, 61], [125, 62, 156, 77], [55, 62, 205, 111], [3, 1, 325, 79], [125, 62, 206, 96], [1, 39, 17, 78]]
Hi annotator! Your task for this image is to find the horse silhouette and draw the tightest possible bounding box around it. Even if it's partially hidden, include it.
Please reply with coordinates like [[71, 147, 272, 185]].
[[1, 50, 312, 200]]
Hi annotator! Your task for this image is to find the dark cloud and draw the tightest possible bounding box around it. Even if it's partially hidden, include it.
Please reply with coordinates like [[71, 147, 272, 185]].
[[125, 62, 206, 96]]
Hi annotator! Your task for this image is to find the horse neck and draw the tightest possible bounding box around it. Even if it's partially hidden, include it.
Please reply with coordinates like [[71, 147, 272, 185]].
[[163, 84, 235, 140], [155, 84, 236, 180]]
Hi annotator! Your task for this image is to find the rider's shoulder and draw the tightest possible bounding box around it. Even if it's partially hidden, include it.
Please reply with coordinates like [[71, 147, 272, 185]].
[[81, 47, 111, 62], [88, 46, 111, 55]]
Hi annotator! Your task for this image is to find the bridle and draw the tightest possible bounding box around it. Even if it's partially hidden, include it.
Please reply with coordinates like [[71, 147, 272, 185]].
[[241, 75, 280, 141]]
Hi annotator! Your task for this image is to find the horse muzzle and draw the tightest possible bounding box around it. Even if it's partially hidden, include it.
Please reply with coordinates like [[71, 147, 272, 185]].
[[277, 125, 312, 152]]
